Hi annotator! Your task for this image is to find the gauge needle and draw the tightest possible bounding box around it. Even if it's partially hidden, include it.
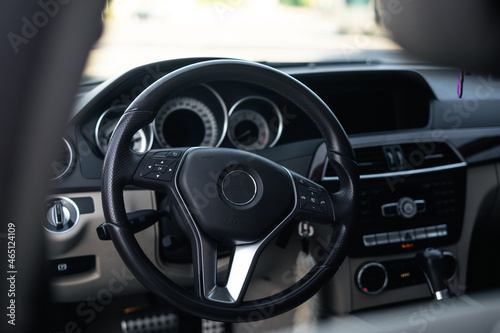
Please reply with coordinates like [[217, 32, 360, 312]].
[[236, 130, 252, 140]]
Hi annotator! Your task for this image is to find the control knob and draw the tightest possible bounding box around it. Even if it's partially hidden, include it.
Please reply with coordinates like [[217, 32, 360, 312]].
[[356, 262, 388, 295]]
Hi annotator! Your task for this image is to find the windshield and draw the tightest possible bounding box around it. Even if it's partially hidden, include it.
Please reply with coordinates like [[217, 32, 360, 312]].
[[84, 0, 402, 80]]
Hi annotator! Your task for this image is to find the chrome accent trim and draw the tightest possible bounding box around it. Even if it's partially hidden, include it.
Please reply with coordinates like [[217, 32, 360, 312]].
[[356, 262, 388, 295], [43, 196, 80, 234], [95, 104, 154, 155], [228, 95, 283, 150], [380, 202, 398, 217], [434, 289, 450, 301], [313, 140, 467, 181], [153, 84, 227, 148], [204, 84, 229, 148], [323, 162, 467, 181], [221, 170, 257, 206], [443, 251, 458, 282], [51, 138, 74, 181]]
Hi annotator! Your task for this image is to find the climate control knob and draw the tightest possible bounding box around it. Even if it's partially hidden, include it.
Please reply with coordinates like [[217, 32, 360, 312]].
[[356, 262, 388, 295], [398, 197, 417, 219]]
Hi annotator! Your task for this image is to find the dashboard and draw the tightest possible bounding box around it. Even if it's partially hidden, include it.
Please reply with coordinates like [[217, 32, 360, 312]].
[[46, 58, 500, 316]]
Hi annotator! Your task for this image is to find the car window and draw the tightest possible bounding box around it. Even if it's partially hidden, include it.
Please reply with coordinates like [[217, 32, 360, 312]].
[[84, 0, 401, 80]]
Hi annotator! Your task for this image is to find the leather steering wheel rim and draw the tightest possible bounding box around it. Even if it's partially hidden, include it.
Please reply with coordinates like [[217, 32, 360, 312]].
[[102, 59, 359, 322]]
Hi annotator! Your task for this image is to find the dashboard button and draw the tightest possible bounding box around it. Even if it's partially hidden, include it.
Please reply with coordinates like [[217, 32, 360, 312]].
[[436, 224, 448, 237], [48, 255, 95, 278], [425, 226, 438, 238], [400, 229, 415, 242], [375, 233, 389, 245], [415, 200, 426, 213], [414, 227, 427, 240], [388, 231, 400, 243], [363, 235, 376, 247]]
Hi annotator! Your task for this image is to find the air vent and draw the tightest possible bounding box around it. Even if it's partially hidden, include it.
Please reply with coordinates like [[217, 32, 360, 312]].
[[323, 141, 464, 179], [49, 138, 74, 180], [400, 142, 462, 170], [354, 146, 388, 174], [324, 146, 387, 177]]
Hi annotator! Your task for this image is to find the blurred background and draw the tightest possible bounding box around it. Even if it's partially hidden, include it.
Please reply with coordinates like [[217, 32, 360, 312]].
[[84, 0, 401, 80]]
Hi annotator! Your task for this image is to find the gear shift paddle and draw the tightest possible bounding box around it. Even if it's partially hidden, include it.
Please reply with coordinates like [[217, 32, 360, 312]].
[[416, 248, 450, 300]]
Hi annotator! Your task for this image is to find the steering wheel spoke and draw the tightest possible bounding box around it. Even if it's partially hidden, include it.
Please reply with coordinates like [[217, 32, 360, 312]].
[[197, 236, 264, 305]]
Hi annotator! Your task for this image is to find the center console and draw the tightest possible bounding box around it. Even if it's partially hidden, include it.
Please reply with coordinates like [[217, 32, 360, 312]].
[[310, 140, 466, 309]]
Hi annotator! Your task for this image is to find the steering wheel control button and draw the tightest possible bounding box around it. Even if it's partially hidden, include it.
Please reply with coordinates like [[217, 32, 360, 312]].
[[221, 170, 257, 206], [303, 203, 322, 213], [297, 180, 329, 215], [154, 165, 166, 173], [141, 157, 178, 182], [166, 150, 182, 157], [44, 197, 80, 233], [356, 262, 388, 295], [141, 159, 155, 176]]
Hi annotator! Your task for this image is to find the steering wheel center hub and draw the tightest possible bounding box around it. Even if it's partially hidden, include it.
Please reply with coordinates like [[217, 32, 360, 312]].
[[177, 148, 295, 245], [221, 170, 257, 205]]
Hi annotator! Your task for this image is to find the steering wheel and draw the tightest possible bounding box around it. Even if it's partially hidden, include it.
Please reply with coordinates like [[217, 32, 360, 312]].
[[102, 59, 359, 322]]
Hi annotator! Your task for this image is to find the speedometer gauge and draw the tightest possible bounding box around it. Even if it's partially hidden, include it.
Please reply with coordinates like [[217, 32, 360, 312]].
[[95, 105, 153, 155], [154, 97, 219, 148], [228, 96, 283, 151]]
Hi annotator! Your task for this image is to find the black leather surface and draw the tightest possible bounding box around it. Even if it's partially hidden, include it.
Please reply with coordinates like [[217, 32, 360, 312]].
[[102, 59, 359, 321]]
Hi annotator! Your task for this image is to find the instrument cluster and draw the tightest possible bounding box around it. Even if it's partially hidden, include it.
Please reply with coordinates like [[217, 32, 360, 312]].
[[94, 84, 284, 154]]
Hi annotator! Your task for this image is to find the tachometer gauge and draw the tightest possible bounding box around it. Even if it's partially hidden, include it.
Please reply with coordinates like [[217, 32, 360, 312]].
[[228, 109, 270, 150], [154, 97, 219, 148], [95, 105, 153, 155], [228, 96, 283, 151]]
